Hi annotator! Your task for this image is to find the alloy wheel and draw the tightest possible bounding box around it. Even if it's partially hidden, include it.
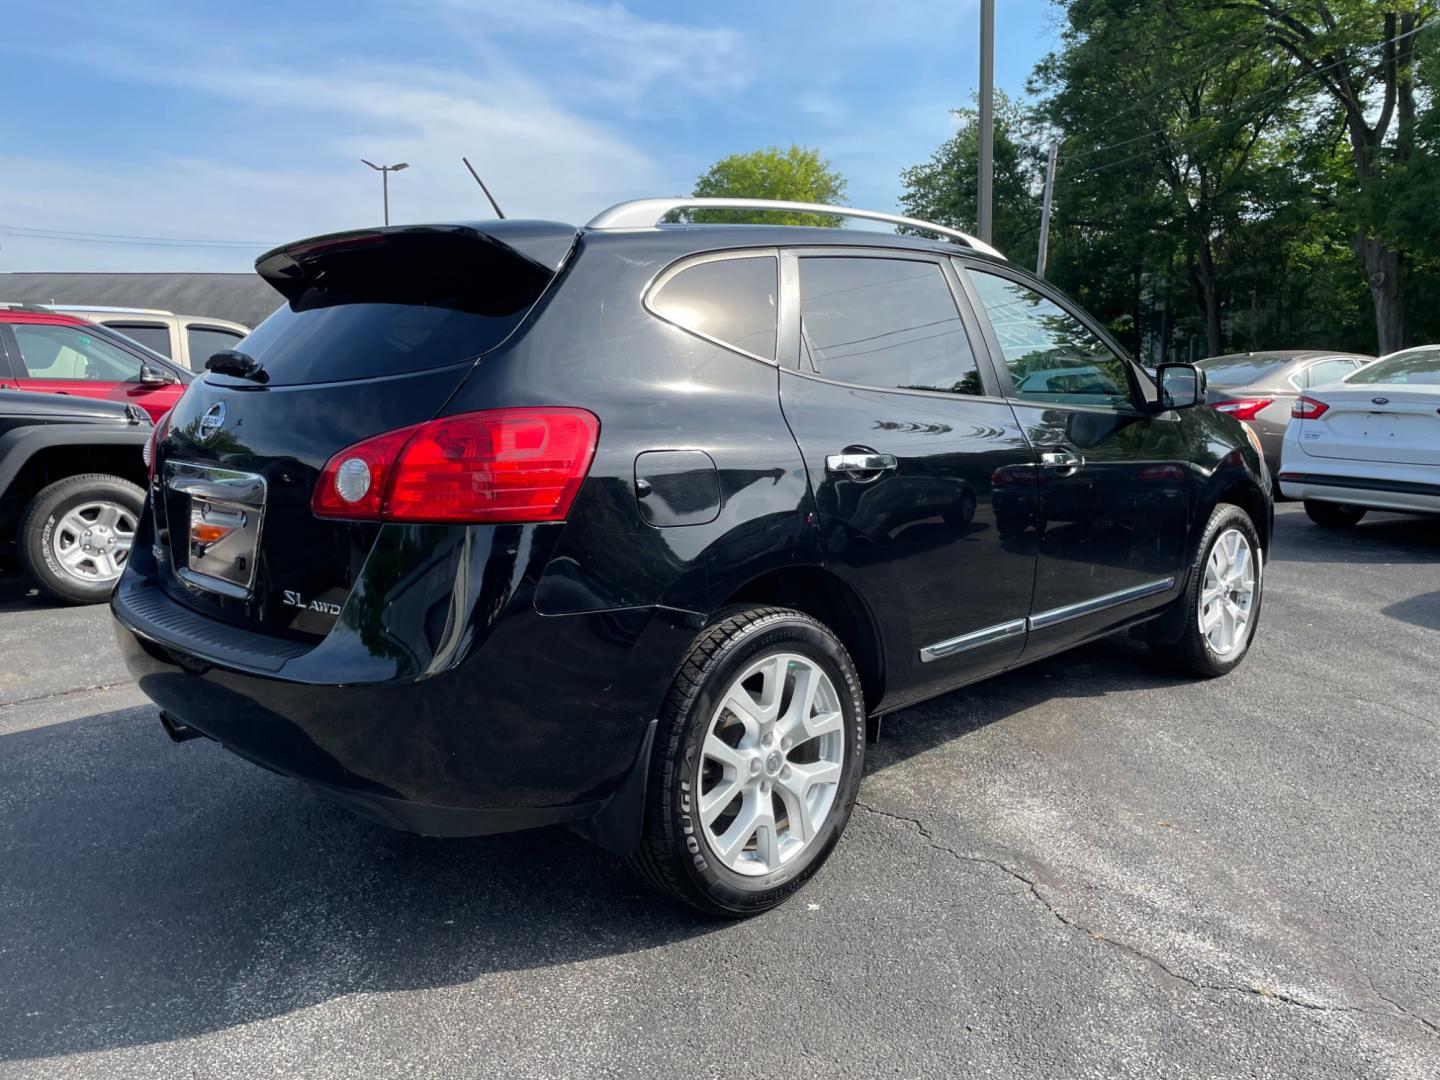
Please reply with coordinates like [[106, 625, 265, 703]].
[[51, 500, 136, 583], [697, 652, 845, 876], [1199, 527, 1256, 657]]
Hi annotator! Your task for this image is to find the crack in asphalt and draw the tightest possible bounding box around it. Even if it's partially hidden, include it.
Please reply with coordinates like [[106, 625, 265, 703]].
[[0, 681, 131, 712], [852, 799, 1440, 1040]]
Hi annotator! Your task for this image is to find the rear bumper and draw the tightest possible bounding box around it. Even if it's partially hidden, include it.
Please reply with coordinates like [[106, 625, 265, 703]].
[[1278, 470, 1440, 515], [111, 521, 699, 848]]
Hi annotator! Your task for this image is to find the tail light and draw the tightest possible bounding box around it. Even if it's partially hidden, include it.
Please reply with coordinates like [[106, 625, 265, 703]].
[[1211, 398, 1272, 422], [312, 407, 600, 524], [144, 411, 171, 484], [1291, 396, 1329, 420]]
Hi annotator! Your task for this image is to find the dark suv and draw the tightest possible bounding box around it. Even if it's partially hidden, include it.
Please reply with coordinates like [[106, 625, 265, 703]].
[[112, 199, 1272, 916]]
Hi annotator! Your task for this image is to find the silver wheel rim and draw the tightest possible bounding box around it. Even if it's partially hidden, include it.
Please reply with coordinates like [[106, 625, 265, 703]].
[[1199, 528, 1257, 658], [51, 500, 136, 584], [697, 652, 846, 877]]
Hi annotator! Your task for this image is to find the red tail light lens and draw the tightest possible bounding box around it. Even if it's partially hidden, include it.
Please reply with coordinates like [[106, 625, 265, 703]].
[[1291, 396, 1330, 420], [312, 408, 600, 524], [1211, 398, 1272, 422]]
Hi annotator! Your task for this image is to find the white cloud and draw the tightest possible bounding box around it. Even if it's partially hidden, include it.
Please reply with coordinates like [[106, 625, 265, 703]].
[[0, 0, 741, 271]]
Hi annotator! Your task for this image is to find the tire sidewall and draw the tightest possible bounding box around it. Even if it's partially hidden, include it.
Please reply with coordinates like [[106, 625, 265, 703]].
[[1189, 505, 1264, 675], [670, 616, 865, 915], [20, 477, 144, 604]]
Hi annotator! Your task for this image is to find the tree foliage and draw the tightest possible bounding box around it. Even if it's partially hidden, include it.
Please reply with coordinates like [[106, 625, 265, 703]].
[[898, 0, 1440, 359], [683, 145, 847, 226]]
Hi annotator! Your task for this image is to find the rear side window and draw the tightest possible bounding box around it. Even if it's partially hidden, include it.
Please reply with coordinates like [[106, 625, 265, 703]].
[[648, 255, 777, 361], [106, 322, 172, 357], [187, 325, 245, 365], [798, 256, 983, 395], [1300, 358, 1360, 388]]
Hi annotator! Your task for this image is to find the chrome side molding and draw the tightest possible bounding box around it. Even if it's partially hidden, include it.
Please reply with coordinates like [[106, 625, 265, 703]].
[[918, 577, 1176, 663], [1027, 577, 1175, 630], [920, 619, 1026, 663]]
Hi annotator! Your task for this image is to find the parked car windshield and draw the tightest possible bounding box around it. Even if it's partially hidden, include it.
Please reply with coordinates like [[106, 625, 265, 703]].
[[1345, 346, 1440, 385], [1196, 354, 1293, 386]]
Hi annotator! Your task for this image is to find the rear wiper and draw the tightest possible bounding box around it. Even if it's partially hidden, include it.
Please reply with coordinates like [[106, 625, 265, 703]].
[[206, 349, 269, 383]]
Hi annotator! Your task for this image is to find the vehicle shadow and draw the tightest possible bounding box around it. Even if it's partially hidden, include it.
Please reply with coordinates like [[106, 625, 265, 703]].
[[0, 573, 76, 614], [0, 635, 1183, 1063], [1267, 510, 1439, 566], [1382, 591, 1440, 632]]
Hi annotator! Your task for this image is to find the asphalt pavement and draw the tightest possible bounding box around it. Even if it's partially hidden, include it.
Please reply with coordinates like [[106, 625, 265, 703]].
[[1, 504, 1437, 1078]]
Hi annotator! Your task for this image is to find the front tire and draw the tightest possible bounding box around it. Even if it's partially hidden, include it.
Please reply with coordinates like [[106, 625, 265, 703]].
[[1304, 499, 1366, 528], [1150, 502, 1263, 678], [630, 607, 866, 917], [18, 474, 144, 605]]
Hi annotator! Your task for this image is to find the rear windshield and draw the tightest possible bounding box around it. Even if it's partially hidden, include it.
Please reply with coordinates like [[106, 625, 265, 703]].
[[1347, 347, 1440, 385], [221, 302, 526, 386], [1197, 355, 1291, 386]]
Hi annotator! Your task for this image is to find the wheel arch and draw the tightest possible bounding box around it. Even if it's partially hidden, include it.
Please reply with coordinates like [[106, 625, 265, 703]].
[[717, 564, 886, 712]]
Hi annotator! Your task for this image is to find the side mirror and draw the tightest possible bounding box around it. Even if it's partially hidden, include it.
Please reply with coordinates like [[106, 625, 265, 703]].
[[139, 362, 176, 387], [1156, 363, 1203, 410]]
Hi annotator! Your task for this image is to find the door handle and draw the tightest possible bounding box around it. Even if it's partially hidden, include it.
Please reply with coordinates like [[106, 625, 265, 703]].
[[1039, 450, 1083, 476], [826, 452, 898, 475]]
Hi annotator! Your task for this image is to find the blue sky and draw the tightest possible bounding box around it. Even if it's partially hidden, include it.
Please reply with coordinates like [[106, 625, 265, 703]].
[[0, 0, 1059, 271]]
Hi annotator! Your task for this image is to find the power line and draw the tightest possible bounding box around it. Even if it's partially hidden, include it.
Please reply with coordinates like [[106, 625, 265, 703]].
[[0, 224, 270, 249]]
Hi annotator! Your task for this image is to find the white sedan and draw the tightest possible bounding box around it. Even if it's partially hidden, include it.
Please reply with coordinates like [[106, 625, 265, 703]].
[[1278, 345, 1440, 527]]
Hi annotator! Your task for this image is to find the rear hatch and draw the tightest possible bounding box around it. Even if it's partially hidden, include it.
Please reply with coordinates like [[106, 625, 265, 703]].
[[150, 221, 576, 639], [1297, 386, 1440, 467]]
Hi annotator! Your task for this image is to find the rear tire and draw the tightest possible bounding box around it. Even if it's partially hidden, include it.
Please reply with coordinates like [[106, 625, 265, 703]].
[[1149, 502, 1263, 678], [629, 607, 866, 917], [18, 474, 144, 605], [1304, 499, 1366, 528]]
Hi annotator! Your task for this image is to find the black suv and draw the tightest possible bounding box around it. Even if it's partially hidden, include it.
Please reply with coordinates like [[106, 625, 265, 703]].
[[112, 199, 1271, 916], [2, 389, 150, 603]]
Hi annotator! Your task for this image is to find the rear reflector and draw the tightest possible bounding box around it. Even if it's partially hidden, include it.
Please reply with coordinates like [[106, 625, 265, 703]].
[[1291, 396, 1330, 419], [1211, 398, 1273, 422], [313, 408, 600, 524]]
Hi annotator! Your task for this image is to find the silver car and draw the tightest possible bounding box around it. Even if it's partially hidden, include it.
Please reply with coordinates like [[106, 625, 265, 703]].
[[1199, 350, 1373, 475]]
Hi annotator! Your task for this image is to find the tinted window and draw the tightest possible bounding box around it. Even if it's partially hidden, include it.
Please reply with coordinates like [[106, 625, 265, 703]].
[[1303, 358, 1358, 388], [11, 324, 143, 382], [105, 322, 172, 357], [1347, 348, 1440, 385], [229, 303, 524, 387], [649, 256, 777, 361], [187, 325, 245, 366], [798, 257, 982, 395], [968, 271, 1131, 407]]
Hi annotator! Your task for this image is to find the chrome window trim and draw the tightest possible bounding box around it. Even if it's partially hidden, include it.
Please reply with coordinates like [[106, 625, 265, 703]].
[[919, 619, 1027, 663], [1027, 577, 1175, 631]]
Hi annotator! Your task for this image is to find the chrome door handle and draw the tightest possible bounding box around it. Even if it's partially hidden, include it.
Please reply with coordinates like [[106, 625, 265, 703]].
[[1039, 450, 1083, 476], [826, 452, 898, 474]]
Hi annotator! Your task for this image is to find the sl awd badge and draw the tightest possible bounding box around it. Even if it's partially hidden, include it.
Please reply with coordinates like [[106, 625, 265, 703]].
[[284, 590, 342, 616]]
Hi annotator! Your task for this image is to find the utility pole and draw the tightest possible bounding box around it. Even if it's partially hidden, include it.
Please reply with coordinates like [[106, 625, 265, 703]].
[[1036, 142, 1059, 278], [361, 159, 409, 226], [977, 0, 995, 245]]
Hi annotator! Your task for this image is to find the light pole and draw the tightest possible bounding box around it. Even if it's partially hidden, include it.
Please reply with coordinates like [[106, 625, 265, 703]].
[[976, 0, 994, 246], [361, 159, 409, 226]]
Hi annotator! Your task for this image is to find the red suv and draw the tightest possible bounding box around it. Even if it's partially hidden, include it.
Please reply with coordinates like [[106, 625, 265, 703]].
[[0, 307, 191, 421]]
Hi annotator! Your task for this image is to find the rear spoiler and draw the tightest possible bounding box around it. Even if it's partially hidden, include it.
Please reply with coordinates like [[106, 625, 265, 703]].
[[255, 221, 579, 315]]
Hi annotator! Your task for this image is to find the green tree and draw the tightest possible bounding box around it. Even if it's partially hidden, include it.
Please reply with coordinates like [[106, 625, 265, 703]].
[[680, 145, 847, 225], [898, 90, 1041, 267], [1234, 1, 1439, 351]]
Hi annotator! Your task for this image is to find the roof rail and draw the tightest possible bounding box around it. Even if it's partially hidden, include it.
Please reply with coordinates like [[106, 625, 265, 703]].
[[585, 198, 1005, 260]]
